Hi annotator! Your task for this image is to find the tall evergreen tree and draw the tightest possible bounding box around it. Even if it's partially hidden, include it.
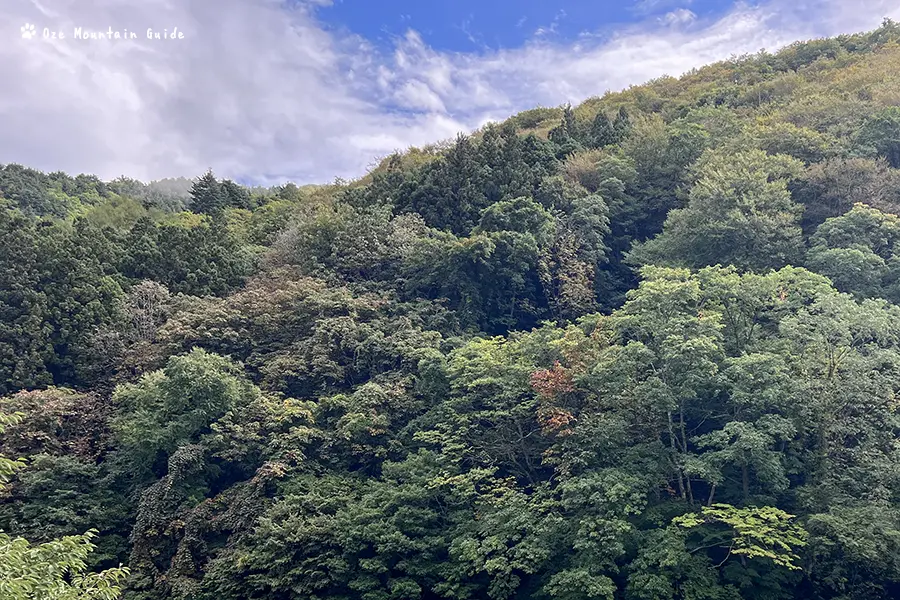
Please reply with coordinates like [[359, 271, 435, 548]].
[[189, 169, 226, 215], [220, 179, 253, 210], [589, 112, 617, 147], [612, 106, 631, 139]]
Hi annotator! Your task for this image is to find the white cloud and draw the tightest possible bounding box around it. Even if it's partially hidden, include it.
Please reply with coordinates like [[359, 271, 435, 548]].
[[633, 0, 695, 17], [393, 80, 447, 112], [534, 9, 567, 38], [1, 0, 899, 186], [661, 8, 698, 27]]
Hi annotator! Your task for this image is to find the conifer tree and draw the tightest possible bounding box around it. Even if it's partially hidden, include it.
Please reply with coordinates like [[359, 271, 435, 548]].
[[189, 169, 226, 215], [589, 112, 617, 147], [612, 106, 631, 139]]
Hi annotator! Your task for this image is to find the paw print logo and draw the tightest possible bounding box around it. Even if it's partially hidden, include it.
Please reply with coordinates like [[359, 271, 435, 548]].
[[21, 23, 36, 39]]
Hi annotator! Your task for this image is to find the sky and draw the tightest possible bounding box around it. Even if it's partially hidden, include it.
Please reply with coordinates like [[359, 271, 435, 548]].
[[0, 0, 898, 186]]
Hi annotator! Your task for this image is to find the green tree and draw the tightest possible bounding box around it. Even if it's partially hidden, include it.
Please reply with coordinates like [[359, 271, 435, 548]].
[[857, 106, 900, 167], [589, 112, 618, 147], [806, 203, 900, 302], [0, 164, 60, 217], [0, 531, 129, 600], [122, 218, 254, 297], [112, 349, 261, 474], [630, 149, 805, 271], [189, 170, 226, 216], [673, 504, 807, 571], [220, 179, 253, 210], [0, 209, 52, 394], [549, 104, 582, 157], [0, 413, 129, 600]]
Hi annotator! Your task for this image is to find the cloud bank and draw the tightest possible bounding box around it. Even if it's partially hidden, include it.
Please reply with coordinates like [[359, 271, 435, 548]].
[[0, 0, 898, 185]]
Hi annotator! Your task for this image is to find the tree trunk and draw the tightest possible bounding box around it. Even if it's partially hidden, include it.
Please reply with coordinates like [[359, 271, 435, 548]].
[[680, 407, 694, 505], [742, 464, 749, 501], [668, 411, 685, 500]]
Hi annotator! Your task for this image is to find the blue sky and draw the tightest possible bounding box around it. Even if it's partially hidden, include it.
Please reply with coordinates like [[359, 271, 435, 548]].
[[318, 0, 741, 52], [1, 0, 896, 185]]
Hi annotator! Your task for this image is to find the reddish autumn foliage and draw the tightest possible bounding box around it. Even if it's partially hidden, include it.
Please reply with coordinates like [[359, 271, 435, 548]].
[[537, 406, 576, 436], [529, 361, 575, 399], [531, 362, 577, 436]]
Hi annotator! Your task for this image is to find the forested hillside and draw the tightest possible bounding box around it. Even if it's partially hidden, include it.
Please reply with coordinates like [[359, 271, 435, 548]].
[[5, 20, 900, 600]]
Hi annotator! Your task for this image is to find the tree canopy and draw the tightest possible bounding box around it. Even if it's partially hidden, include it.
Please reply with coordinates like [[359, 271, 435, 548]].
[[6, 20, 900, 600]]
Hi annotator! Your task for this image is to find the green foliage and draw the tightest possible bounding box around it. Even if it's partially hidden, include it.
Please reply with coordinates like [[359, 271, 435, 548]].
[[673, 504, 807, 570], [0, 412, 26, 488], [189, 170, 227, 216], [112, 349, 260, 472], [0, 164, 66, 217], [0, 530, 129, 600], [806, 203, 900, 302], [630, 149, 805, 271], [856, 106, 900, 167], [0, 209, 53, 394], [392, 125, 557, 235], [121, 216, 255, 297], [793, 157, 900, 231], [805, 505, 900, 599], [0, 413, 128, 599], [0, 210, 124, 393], [8, 22, 900, 600]]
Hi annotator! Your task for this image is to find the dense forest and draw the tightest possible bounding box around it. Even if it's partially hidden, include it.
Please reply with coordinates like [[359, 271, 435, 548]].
[[6, 20, 900, 600]]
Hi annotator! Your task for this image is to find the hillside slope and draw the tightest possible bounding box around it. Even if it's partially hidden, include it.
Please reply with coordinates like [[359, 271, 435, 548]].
[[4, 20, 900, 600]]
